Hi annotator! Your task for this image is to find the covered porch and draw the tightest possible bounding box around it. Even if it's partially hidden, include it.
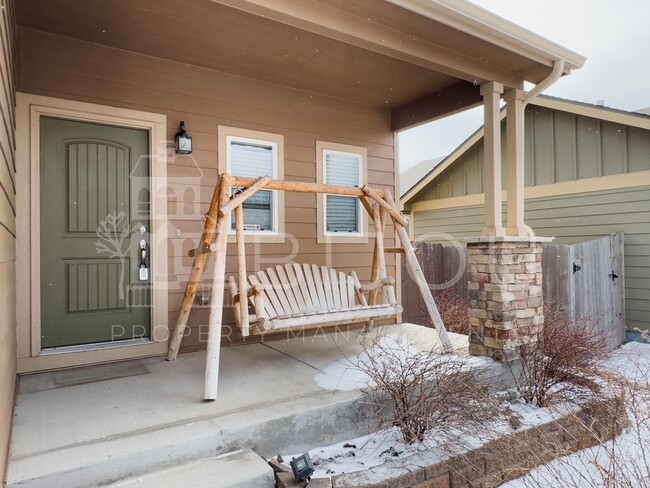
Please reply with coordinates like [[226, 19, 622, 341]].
[[7, 324, 473, 488], [2, 0, 586, 485]]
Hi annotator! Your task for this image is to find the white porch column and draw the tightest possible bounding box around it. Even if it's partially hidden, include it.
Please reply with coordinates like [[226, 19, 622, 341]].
[[505, 89, 534, 237], [480, 81, 505, 237]]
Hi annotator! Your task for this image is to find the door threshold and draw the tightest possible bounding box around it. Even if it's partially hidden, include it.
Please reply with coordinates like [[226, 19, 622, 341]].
[[40, 338, 153, 355]]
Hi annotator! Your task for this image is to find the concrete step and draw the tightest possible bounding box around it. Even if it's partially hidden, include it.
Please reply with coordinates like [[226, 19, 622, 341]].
[[6, 389, 365, 488], [106, 449, 274, 488]]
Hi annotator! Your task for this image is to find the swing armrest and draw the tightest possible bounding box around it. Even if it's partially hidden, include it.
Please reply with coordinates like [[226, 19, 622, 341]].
[[232, 282, 264, 304], [359, 277, 395, 292]]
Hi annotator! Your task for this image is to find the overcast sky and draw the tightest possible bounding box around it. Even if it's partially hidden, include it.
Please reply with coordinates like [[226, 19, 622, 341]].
[[398, 0, 650, 171]]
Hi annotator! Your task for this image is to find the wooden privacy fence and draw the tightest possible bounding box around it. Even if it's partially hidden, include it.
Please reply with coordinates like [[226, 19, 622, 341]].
[[543, 232, 625, 349], [401, 233, 625, 349], [401, 243, 468, 326]]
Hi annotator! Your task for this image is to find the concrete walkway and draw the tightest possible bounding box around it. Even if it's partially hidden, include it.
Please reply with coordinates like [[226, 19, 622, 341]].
[[7, 324, 468, 488]]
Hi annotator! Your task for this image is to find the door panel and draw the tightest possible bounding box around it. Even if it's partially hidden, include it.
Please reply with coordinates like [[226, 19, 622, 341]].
[[40, 117, 151, 348]]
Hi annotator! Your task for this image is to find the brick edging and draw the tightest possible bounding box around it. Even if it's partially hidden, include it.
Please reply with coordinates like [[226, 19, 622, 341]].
[[329, 396, 627, 488]]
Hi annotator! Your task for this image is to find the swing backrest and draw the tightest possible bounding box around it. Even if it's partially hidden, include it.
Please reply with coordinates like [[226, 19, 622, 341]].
[[247, 263, 361, 318]]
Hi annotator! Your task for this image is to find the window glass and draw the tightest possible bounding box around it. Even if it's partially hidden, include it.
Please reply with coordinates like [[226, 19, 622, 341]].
[[324, 150, 361, 234], [228, 138, 276, 232]]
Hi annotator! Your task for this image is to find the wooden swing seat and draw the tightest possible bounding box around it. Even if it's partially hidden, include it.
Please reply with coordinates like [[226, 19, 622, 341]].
[[227, 263, 401, 336]]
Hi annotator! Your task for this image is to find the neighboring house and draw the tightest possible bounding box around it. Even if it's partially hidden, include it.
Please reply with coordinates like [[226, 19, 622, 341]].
[[400, 157, 445, 197], [401, 96, 650, 336], [0, 0, 585, 481]]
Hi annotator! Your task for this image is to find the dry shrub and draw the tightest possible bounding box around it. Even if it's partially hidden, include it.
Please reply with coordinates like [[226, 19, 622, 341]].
[[434, 289, 469, 335], [507, 358, 648, 487], [354, 333, 502, 445], [511, 302, 608, 407]]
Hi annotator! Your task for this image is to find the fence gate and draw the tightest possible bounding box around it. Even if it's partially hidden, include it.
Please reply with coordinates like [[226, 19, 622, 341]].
[[401, 233, 625, 349], [542, 232, 625, 349]]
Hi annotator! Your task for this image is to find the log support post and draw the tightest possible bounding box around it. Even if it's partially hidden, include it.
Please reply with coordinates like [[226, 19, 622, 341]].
[[204, 176, 232, 400], [383, 189, 453, 353], [167, 175, 223, 361], [235, 204, 249, 337]]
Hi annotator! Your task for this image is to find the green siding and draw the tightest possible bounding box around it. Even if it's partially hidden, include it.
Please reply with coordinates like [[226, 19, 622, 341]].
[[412, 105, 650, 204], [413, 186, 650, 333]]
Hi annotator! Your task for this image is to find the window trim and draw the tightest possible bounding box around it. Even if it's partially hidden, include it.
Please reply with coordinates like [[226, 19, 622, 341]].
[[316, 141, 368, 244], [218, 126, 285, 243]]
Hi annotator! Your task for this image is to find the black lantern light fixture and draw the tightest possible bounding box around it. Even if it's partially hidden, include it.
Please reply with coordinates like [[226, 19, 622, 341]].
[[290, 453, 314, 481], [174, 121, 192, 154]]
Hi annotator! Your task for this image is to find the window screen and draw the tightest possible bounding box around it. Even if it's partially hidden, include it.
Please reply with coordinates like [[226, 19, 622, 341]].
[[229, 138, 275, 231], [324, 150, 360, 233]]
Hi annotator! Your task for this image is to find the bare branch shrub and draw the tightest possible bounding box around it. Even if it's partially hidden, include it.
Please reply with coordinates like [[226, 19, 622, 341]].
[[354, 333, 503, 445], [503, 356, 647, 488], [510, 302, 608, 407], [434, 289, 469, 335]]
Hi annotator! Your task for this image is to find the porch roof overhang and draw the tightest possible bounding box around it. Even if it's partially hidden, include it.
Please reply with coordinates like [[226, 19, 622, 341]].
[[16, 0, 585, 131]]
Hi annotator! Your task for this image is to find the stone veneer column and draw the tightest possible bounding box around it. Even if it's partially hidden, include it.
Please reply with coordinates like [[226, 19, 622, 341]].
[[467, 239, 545, 361]]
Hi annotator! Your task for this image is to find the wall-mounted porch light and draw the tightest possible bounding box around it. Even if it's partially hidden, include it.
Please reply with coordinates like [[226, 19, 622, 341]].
[[174, 121, 192, 154]]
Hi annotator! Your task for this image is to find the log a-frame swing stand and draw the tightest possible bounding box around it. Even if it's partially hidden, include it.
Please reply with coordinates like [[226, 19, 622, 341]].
[[166, 173, 453, 400]]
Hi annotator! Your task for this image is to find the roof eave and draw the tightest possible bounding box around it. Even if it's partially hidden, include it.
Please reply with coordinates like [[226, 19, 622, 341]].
[[386, 0, 586, 77]]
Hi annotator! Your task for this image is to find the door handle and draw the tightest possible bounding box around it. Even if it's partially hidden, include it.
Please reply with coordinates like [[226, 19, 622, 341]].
[[139, 239, 149, 281], [139, 239, 148, 268]]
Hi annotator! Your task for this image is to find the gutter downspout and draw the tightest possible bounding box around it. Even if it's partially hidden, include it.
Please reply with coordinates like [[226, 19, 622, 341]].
[[523, 59, 565, 107]]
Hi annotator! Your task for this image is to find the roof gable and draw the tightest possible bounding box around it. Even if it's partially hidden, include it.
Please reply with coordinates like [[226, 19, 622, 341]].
[[401, 96, 650, 206]]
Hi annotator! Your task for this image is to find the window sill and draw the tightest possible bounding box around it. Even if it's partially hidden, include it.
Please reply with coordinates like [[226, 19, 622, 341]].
[[317, 233, 368, 244], [226, 232, 285, 244]]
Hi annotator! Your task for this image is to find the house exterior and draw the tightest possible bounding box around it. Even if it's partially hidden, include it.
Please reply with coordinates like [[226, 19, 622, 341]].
[[401, 96, 650, 337], [0, 0, 585, 481], [400, 156, 445, 197]]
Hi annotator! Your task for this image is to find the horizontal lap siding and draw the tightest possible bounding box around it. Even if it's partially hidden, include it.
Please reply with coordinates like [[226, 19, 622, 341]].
[[18, 28, 396, 350], [413, 186, 650, 332], [0, 0, 16, 483]]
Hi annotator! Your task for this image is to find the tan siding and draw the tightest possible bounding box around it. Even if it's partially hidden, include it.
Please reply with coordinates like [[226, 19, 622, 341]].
[[413, 186, 650, 333], [412, 105, 650, 205], [0, 0, 16, 483], [18, 28, 397, 351]]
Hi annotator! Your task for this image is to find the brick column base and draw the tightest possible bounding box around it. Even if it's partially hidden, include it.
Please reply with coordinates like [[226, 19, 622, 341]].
[[467, 240, 544, 361]]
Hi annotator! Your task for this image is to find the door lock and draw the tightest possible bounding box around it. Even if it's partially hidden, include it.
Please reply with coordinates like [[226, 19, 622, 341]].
[[139, 239, 149, 281]]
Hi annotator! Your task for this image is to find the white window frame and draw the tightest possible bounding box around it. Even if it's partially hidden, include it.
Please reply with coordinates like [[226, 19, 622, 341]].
[[316, 141, 368, 244], [218, 126, 285, 243]]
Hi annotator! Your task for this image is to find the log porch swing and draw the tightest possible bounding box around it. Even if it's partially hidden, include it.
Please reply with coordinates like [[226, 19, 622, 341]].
[[166, 173, 453, 400]]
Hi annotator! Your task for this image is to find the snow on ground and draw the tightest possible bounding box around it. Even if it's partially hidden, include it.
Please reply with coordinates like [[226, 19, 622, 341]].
[[312, 334, 419, 391], [503, 341, 650, 487], [313, 333, 490, 392], [286, 337, 650, 484], [281, 397, 576, 479]]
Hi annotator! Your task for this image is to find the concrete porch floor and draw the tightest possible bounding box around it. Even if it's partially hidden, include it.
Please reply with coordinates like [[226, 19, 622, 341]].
[[7, 324, 469, 488]]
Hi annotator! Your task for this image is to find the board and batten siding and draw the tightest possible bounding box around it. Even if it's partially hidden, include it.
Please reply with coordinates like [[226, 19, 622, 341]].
[[17, 27, 397, 351], [0, 0, 16, 482], [413, 104, 650, 201], [409, 102, 650, 334], [412, 186, 650, 333]]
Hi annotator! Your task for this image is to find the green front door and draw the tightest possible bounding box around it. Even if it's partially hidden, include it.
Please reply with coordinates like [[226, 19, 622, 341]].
[[40, 117, 151, 348]]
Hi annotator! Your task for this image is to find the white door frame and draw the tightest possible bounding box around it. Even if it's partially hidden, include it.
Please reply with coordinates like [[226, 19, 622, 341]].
[[16, 93, 169, 373]]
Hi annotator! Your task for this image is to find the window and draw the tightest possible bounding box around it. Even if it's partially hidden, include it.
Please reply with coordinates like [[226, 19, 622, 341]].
[[228, 137, 275, 232], [218, 127, 284, 242], [317, 141, 368, 243]]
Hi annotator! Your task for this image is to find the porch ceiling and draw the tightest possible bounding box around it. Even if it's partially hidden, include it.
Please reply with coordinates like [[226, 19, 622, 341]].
[[16, 0, 584, 129], [17, 0, 450, 108]]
